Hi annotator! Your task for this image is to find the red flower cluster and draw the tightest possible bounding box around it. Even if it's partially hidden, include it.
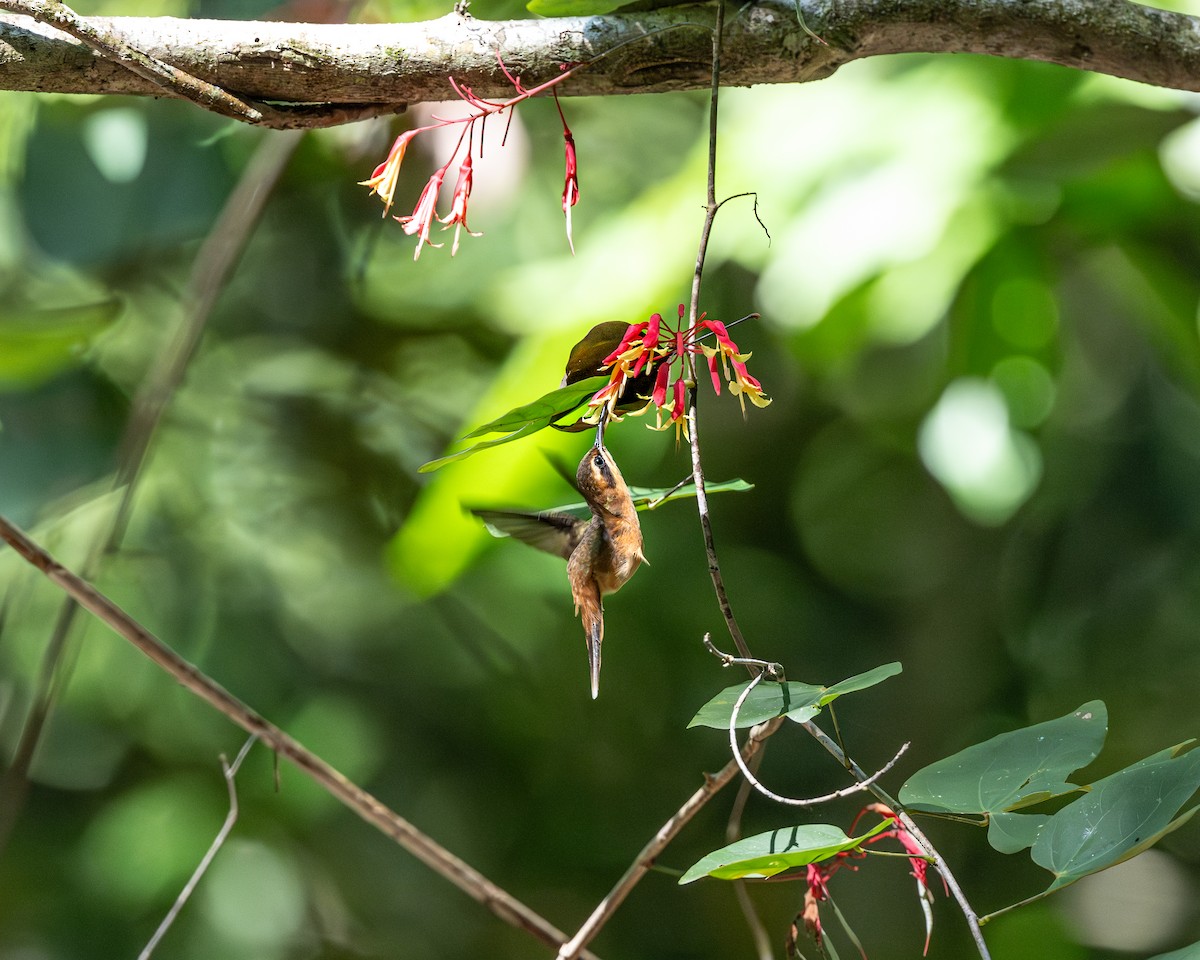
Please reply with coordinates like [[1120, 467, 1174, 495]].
[[360, 56, 581, 259], [587, 305, 770, 441], [794, 805, 943, 957]]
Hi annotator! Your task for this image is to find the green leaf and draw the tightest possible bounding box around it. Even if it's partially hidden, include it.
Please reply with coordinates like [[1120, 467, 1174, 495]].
[[542, 478, 755, 518], [419, 421, 548, 473], [679, 820, 892, 885], [687, 663, 902, 730], [688, 680, 824, 730], [898, 701, 1107, 815], [819, 662, 903, 704], [461, 377, 608, 439], [1033, 742, 1200, 892], [418, 377, 608, 473], [0, 299, 121, 389], [987, 811, 1051, 854], [526, 0, 623, 15]]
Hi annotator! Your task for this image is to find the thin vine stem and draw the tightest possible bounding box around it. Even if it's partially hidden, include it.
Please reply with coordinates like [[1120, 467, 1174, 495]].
[[138, 736, 258, 960], [677, 2, 992, 955]]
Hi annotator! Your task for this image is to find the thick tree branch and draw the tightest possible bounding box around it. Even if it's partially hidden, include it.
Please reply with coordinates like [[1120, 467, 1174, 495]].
[[0, 0, 1198, 121]]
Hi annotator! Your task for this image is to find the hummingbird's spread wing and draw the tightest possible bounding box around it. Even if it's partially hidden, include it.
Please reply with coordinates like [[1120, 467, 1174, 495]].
[[471, 509, 582, 560]]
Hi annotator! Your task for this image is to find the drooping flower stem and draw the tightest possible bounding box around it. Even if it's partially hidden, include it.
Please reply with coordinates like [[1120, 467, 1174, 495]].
[[683, 0, 755, 665]]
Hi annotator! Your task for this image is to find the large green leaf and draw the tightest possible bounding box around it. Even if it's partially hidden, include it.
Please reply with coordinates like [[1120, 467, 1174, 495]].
[[898, 701, 1107, 815], [679, 820, 892, 885], [987, 811, 1050, 854], [1032, 742, 1200, 893], [419, 377, 607, 472], [688, 663, 902, 730], [460, 377, 608, 439], [0, 299, 121, 389]]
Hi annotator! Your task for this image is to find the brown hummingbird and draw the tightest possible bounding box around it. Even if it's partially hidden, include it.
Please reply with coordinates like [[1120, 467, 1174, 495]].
[[472, 443, 647, 698]]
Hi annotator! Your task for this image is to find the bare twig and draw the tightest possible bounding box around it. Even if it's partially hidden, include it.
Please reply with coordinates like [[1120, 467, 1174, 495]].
[[139, 736, 258, 960], [702, 635, 778, 674], [554, 716, 784, 960], [0, 0, 404, 127], [0, 516, 598, 960], [0, 130, 305, 857]]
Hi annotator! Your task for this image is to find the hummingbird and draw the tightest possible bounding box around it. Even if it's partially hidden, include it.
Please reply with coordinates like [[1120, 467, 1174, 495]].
[[472, 443, 647, 698]]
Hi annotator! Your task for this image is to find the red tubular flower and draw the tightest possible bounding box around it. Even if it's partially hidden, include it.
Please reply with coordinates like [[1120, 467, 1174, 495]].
[[601, 320, 651, 367], [361, 52, 589, 255], [585, 306, 770, 436], [359, 129, 420, 217], [699, 318, 771, 414], [439, 152, 482, 255], [562, 133, 579, 254], [396, 167, 448, 260], [651, 361, 670, 408], [555, 89, 580, 254]]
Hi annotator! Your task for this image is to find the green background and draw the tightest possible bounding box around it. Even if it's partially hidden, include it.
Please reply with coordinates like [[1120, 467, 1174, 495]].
[[2, 0, 1200, 957]]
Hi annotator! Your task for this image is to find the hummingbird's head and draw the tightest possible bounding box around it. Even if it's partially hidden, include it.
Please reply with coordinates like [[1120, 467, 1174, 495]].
[[576, 444, 633, 516]]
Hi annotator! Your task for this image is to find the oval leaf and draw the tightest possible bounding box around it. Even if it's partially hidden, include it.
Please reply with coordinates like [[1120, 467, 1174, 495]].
[[1034, 742, 1200, 892], [679, 820, 891, 885], [688, 680, 824, 730], [898, 701, 1108, 815], [688, 662, 902, 730], [419, 377, 608, 472]]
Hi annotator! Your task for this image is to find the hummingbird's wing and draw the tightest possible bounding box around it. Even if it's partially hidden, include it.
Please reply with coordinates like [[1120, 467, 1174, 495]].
[[471, 509, 583, 561]]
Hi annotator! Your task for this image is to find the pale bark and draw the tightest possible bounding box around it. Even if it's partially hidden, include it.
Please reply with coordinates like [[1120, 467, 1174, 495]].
[[1, 0, 1199, 122]]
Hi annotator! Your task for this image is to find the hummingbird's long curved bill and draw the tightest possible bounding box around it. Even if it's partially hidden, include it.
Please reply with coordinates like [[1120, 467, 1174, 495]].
[[594, 405, 609, 450], [587, 626, 602, 700]]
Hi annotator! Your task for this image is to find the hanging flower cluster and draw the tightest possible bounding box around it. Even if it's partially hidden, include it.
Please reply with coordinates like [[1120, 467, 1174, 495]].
[[360, 56, 580, 259], [792, 804, 943, 957], [586, 305, 771, 442]]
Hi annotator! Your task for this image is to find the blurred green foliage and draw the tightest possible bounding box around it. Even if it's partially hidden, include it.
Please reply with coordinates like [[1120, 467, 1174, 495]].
[[2, 1, 1200, 958]]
